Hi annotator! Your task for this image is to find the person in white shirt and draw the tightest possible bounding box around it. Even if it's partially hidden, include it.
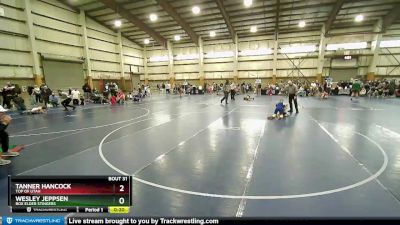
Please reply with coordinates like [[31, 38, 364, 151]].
[[33, 85, 41, 104], [230, 83, 236, 100], [146, 85, 151, 97], [71, 89, 80, 105]]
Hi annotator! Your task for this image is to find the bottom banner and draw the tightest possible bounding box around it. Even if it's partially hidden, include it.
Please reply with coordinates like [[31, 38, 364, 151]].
[[66, 217, 400, 225], [2, 217, 399, 225], [2, 217, 64, 225]]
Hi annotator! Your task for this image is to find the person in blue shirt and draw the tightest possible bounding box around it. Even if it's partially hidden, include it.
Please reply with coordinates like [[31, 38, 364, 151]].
[[270, 99, 287, 119], [49, 92, 59, 107]]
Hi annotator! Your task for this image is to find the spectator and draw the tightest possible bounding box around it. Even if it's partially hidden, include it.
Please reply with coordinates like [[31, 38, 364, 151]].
[[27, 85, 34, 104], [3, 82, 15, 109], [49, 93, 59, 107], [41, 85, 52, 107], [33, 85, 41, 104], [220, 80, 230, 104], [230, 82, 236, 100], [166, 83, 171, 94], [12, 95, 26, 114], [71, 89, 80, 105], [82, 83, 91, 101], [388, 80, 396, 96]]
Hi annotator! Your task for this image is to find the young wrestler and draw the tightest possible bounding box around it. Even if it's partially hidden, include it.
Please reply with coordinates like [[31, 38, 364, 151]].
[[243, 95, 254, 101], [268, 99, 288, 120], [28, 106, 47, 114]]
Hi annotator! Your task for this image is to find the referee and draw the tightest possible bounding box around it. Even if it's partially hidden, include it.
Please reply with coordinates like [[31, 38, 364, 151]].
[[285, 80, 299, 114]]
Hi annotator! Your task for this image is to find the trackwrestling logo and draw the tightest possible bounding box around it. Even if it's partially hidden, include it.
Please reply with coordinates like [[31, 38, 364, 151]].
[[1, 217, 64, 225]]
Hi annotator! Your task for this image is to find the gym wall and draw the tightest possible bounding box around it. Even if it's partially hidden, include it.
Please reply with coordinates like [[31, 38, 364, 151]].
[[0, 0, 143, 90], [142, 28, 400, 83]]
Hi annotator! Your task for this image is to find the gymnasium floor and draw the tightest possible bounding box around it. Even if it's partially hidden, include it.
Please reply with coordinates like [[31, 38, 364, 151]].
[[1, 94, 400, 217]]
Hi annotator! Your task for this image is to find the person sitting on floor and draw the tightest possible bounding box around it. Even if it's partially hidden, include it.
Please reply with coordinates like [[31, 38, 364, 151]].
[[269, 99, 288, 120], [298, 86, 306, 97], [0, 106, 17, 166], [132, 89, 142, 102], [49, 93, 59, 107]]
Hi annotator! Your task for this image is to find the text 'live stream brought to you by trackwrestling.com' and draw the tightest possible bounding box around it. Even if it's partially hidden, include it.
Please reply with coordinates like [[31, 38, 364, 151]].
[[3, 216, 400, 225], [1, 217, 222, 225]]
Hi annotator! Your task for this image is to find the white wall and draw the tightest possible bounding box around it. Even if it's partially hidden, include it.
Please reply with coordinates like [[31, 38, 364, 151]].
[[0, 0, 32, 78], [144, 27, 400, 83], [173, 43, 199, 80], [377, 23, 400, 76], [0, 0, 144, 82]]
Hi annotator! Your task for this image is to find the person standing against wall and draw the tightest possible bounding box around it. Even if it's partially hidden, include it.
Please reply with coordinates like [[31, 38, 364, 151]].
[[82, 83, 91, 102], [220, 80, 230, 104], [285, 80, 299, 113], [3, 82, 15, 109], [33, 85, 41, 105], [41, 85, 51, 107]]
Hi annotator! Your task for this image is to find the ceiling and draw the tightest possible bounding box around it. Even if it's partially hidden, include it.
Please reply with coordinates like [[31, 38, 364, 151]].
[[61, 0, 400, 47]]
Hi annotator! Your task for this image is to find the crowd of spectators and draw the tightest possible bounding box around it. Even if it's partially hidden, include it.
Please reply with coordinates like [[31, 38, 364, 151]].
[[150, 78, 400, 99], [1, 78, 399, 112], [256, 78, 400, 98]]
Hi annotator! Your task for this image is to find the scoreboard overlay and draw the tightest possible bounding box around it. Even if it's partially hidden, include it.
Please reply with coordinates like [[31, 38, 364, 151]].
[[8, 176, 132, 213]]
